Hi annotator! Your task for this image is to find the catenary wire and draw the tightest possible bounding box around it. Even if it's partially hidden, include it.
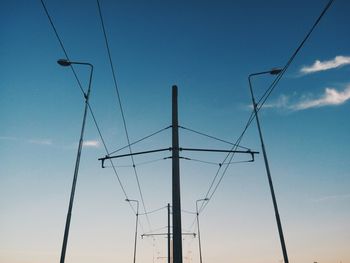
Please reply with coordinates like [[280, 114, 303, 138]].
[[96, 0, 157, 246], [109, 125, 171, 155], [256, 0, 335, 111], [139, 205, 168, 216], [195, 0, 335, 218], [40, 0, 85, 97], [39, 0, 151, 236], [182, 156, 253, 166], [103, 157, 167, 168], [179, 125, 250, 150]]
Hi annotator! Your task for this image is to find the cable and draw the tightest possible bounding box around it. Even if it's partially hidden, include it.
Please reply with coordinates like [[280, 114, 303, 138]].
[[109, 125, 171, 155], [40, 0, 85, 97], [181, 209, 196, 215], [256, 0, 335, 110], [195, 0, 335, 217], [39, 0, 141, 220], [141, 226, 168, 235], [103, 157, 167, 168], [182, 156, 253, 166], [96, 0, 156, 243], [179, 125, 250, 150], [139, 205, 167, 216]]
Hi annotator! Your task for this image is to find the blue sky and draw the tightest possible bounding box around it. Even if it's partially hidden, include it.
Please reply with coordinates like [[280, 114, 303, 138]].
[[1, 1, 349, 263]]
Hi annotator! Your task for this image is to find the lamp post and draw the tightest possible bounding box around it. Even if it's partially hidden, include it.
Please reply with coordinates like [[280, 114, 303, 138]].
[[196, 198, 209, 263], [248, 68, 289, 263], [57, 59, 93, 263], [126, 199, 140, 263]]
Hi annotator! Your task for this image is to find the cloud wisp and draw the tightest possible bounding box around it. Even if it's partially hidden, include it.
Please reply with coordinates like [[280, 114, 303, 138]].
[[260, 85, 350, 111], [82, 140, 100, 148], [300, 55, 350, 74]]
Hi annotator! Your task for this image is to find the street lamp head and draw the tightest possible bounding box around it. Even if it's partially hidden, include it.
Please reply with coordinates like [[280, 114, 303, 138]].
[[270, 68, 282, 75], [125, 198, 130, 202], [57, 59, 71, 67]]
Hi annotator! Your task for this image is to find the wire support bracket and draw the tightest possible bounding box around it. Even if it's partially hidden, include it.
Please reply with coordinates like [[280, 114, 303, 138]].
[[141, 232, 196, 239], [98, 147, 259, 168]]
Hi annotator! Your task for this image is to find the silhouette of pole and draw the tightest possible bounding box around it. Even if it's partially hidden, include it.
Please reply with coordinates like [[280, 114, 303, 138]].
[[57, 59, 93, 263], [172, 85, 183, 263], [167, 203, 171, 263], [196, 198, 208, 263], [248, 69, 289, 263], [126, 199, 139, 263]]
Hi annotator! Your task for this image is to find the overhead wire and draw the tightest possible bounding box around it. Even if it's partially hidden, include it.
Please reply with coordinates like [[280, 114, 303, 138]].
[[139, 205, 168, 216], [96, 0, 159, 251], [109, 125, 171, 155], [179, 125, 250, 150], [256, 0, 335, 111], [181, 156, 253, 166], [194, 0, 335, 218], [39, 0, 151, 236], [103, 157, 167, 168]]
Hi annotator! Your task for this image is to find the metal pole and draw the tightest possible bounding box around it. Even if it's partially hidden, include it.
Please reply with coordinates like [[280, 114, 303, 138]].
[[60, 62, 93, 263], [133, 202, 139, 263], [168, 203, 171, 263], [248, 73, 289, 263], [172, 85, 183, 263], [196, 203, 203, 263]]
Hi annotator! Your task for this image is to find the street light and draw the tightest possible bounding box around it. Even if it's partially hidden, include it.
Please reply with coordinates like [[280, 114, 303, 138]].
[[248, 68, 289, 263], [196, 198, 209, 263], [58, 59, 94, 263], [126, 199, 140, 263]]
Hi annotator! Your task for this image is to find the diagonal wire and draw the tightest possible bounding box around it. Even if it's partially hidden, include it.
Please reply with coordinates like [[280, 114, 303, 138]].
[[109, 125, 171, 155], [40, 0, 85, 97], [139, 205, 167, 216], [179, 125, 250, 150], [39, 0, 146, 227], [195, 0, 335, 218], [256, 0, 335, 111], [96, 0, 155, 237]]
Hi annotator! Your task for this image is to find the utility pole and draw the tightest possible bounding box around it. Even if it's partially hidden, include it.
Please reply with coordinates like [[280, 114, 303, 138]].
[[168, 203, 171, 263], [172, 85, 182, 263], [98, 86, 259, 263]]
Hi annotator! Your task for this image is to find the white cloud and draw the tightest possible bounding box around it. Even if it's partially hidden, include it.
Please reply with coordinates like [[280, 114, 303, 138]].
[[301, 55, 350, 74], [262, 94, 290, 109], [258, 85, 350, 111], [292, 86, 350, 110], [83, 140, 100, 148]]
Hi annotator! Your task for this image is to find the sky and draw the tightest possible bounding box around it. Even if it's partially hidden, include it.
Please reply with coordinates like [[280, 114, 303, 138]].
[[1, 0, 349, 263]]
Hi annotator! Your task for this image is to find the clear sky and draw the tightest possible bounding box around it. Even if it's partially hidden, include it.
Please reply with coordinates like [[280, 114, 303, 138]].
[[1, 1, 349, 263]]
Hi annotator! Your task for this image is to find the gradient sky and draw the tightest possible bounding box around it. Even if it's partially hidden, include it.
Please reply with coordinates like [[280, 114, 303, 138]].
[[1, 1, 349, 263]]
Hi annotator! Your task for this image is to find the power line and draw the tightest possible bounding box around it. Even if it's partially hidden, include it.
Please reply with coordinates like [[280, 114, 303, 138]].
[[39, 0, 140, 216], [39, 0, 84, 97], [96, 0, 156, 243], [139, 206, 168, 216], [103, 157, 167, 168], [179, 125, 250, 150], [181, 156, 254, 166], [195, 0, 335, 217], [256, 0, 336, 111], [109, 125, 171, 155]]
